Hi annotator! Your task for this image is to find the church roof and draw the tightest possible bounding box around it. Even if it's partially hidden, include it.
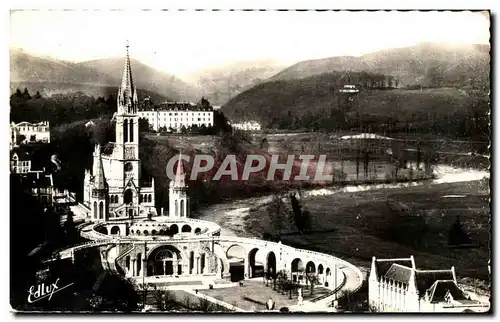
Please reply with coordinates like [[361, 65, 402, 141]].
[[11, 146, 32, 161], [415, 269, 455, 296], [384, 263, 413, 284], [374, 258, 413, 279], [101, 142, 115, 156], [427, 280, 467, 303]]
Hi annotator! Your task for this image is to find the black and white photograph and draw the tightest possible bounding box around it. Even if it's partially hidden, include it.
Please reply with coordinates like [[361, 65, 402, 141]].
[[8, 8, 491, 313]]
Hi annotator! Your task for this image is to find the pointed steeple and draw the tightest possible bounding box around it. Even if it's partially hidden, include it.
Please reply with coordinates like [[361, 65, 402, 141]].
[[93, 145, 107, 190], [174, 152, 186, 187], [118, 41, 137, 114]]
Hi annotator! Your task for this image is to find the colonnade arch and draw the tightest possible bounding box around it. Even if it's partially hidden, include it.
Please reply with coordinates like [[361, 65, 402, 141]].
[[146, 245, 183, 276]]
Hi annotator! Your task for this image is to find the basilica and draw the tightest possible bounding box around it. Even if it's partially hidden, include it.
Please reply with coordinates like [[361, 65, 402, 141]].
[[64, 45, 363, 311], [83, 44, 157, 221]]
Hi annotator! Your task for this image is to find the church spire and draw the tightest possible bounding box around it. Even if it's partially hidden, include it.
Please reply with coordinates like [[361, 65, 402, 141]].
[[93, 145, 107, 190], [174, 152, 186, 187], [118, 41, 137, 114]]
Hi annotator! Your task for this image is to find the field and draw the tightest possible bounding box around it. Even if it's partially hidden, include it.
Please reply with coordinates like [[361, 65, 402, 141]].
[[244, 179, 490, 293]]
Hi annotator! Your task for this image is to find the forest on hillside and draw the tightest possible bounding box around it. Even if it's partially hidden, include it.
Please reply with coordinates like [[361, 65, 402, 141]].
[[223, 72, 490, 141], [10, 88, 118, 126]]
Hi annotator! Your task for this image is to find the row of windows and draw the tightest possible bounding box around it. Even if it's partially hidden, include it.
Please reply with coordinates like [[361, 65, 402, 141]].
[[140, 112, 211, 116], [108, 194, 152, 204], [149, 118, 210, 122], [17, 127, 49, 132]]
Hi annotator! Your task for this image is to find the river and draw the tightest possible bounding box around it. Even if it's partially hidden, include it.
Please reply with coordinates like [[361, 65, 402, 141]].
[[195, 165, 489, 237]]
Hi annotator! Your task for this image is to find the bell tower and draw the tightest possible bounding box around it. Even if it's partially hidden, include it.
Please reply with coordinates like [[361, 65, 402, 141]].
[[115, 41, 140, 188]]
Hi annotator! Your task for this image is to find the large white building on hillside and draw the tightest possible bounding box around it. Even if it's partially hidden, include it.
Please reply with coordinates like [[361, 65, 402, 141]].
[[10, 121, 50, 148], [368, 256, 488, 312], [138, 99, 214, 132]]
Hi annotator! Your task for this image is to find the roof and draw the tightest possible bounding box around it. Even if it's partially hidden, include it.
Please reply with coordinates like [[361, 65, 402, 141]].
[[11, 146, 32, 161], [415, 270, 455, 296], [102, 142, 115, 156], [139, 102, 214, 112], [374, 258, 413, 278], [384, 263, 413, 284], [427, 280, 467, 303]]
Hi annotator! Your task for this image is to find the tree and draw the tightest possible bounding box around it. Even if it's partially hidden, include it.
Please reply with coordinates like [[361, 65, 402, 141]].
[[154, 289, 178, 311], [34, 91, 42, 99], [138, 117, 150, 133], [448, 215, 472, 246], [268, 193, 287, 238], [22, 87, 32, 100], [306, 273, 320, 295]]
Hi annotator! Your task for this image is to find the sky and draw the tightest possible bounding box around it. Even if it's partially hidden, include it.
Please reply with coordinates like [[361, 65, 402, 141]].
[[10, 10, 490, 80]]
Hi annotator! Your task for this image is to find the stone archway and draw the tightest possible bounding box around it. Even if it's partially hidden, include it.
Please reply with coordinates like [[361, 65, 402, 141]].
[[194, 228, 201, 234], [266, 251, 277, 279], [181, 224, 191, 233], [146, 245, 183, 276], [248, 248, 262, 278], [110, 226, 120, 235], [306, 261, 316, 274], [226, 244, 246, 282], [291, 258, 304, 283]]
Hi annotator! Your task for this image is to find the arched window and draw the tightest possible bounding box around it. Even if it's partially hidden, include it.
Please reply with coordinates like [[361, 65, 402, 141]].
[[123, 119, 129, 143], [129, 120, 134, 143], [180, 200, 185, 217], [139, 194, 143, 203], [124, 189, 133, 204], [174, 200, 178, 217], [115, 195, 119, 204], [93, 201, 97, 218], [148, 194, 152, 203], [99, 201, 103, 219]]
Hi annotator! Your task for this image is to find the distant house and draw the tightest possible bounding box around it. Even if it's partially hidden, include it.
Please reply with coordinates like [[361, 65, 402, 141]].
[[369, 256, 489, 312], [231, 121, 261, 131], [10, 147, 32, 174], [10, 121, 50, 148]]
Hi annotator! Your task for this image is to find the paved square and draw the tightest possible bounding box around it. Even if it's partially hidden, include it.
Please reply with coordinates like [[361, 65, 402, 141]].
[[200, 279, 331, 311]]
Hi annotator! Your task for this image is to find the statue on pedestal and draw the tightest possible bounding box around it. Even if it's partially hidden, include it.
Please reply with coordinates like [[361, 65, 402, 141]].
[[297, 288, 303, 306]]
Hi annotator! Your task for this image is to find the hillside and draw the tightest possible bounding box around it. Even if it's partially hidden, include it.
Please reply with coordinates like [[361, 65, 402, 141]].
[[270, 43, 490, 89], [187, 59, 286, 106], [222, 71, 490, 140], [10, 49, 194, 101], [78, 58, 200, 102]]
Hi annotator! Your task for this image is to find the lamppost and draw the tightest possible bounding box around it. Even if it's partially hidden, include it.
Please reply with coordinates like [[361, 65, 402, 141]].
[[142, 241, 147, 309]]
